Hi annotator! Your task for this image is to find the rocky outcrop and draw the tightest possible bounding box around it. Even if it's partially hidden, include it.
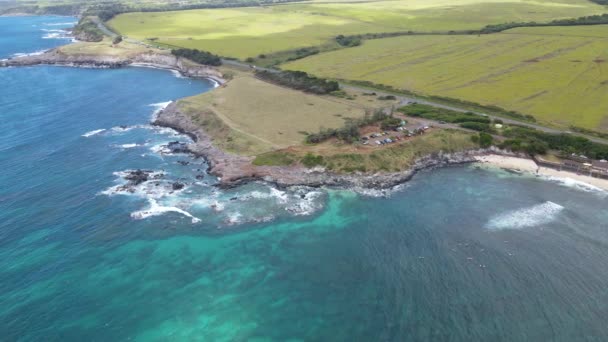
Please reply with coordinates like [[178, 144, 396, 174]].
[[0, 49, 225, 83], [0, 49, 129, 68], [154, 101, 518, 190]]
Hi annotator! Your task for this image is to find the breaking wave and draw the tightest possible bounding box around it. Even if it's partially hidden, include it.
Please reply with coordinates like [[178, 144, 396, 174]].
[[82, 129, 106, 137], [485, 201, 564, 230], [131, 198, 201, 224], [41, 29, 72, 40], [541, 175, 606, 195], [12, 50, 47, 58], [148, 101, 172, 121], [43, 22, 77, 26]]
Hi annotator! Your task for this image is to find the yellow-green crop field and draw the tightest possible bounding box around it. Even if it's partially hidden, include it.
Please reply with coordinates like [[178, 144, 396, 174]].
[[108, 0, 605, 59], [284, 25, 608, 131]]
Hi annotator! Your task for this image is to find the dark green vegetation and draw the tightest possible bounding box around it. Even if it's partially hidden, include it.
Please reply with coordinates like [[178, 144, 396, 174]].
[[335, 35, 361, 47], [171, 48, 222, 66], [245, 46, 322, 66], [400, 104, 608, 158], [500, 126, 608, 158], [112, 35, 123, 45], [306, 109, 390, 144], [72, 17, 104, 42], [400, 104, 492, 129], [471, 132, 494, 148], [480, 13, 608, 34], [255, 70, 339, 95]]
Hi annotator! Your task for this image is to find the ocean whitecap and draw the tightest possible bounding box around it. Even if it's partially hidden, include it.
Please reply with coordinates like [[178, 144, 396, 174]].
[[131, 199, 201, 224], [82, 129, 106, 137], [485, 201, 564, 230]]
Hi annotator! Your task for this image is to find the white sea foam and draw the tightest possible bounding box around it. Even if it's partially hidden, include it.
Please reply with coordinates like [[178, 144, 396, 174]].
[[12, 50, 47, 58], [82, 129, 106, 137], [109, 124, 182, 137], [270, 187, 289, 203], [131, 199, 201, 223], [44, 22, 77, 26], [540, 175, 606, 194], [285, 190, 324, 216], [485, 201, 565, 230], [149, 101, 172, 119], [170, 69, 186, 78], [41, 29, 72, 40], [113, 143, 142, 149]]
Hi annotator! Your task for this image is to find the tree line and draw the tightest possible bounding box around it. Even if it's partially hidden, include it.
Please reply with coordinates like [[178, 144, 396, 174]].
[[480, 13, 608, 34], [171, 48, 222, 66], [255, 70, 339, 95]]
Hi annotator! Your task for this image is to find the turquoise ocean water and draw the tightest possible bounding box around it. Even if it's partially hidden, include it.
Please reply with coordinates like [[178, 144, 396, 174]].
[[1, 16, 608, 341]]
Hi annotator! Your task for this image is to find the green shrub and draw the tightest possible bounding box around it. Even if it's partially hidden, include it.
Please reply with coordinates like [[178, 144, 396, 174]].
[[301, 153, 324, 167], [479, 132, 493, 148]]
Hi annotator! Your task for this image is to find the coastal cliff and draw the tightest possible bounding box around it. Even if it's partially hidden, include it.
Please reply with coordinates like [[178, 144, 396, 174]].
[[0, 48, 225, 83], [154, 101, 518, 189]]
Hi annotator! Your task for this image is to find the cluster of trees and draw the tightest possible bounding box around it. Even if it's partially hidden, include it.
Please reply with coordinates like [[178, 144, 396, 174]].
[[401, 104, 487, 122], [256, 70, 339, 94], [335, 35, 361, 47], [426, 95, 536, 122], [401, 104, 500, 133], [72, 17, 104, 42], [171, 48, 222, 66], [471, 132, 494, 148], [286, 47, 320, 62], [501, 126, 608, 158], [590, 0, 608, 4], [480, 14, 608, 34], [306, 109, 389, 144]]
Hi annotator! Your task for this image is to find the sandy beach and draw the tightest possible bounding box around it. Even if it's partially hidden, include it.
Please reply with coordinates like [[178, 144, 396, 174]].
[[475, 154, 608, 192]]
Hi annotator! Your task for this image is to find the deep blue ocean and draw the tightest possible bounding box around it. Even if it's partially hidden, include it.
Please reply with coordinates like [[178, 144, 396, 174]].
[[1, 16, 608, 341]]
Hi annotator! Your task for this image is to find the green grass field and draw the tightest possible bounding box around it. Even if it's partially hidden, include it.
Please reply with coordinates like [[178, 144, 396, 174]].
[[108, 0, 605, 59], [284, 25, 608, 131], [179, 72, 366, 153]]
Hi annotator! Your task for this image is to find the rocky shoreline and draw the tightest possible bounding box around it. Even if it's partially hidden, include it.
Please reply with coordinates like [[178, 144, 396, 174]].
[[153, 101, 526, 190], [0, 48, 226, 84], [2, 45, 527, 191]]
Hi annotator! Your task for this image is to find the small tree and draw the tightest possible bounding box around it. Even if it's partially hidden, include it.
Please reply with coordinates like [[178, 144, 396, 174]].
[[479, 132, 493, 148], [112, 35, 123, 45]]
